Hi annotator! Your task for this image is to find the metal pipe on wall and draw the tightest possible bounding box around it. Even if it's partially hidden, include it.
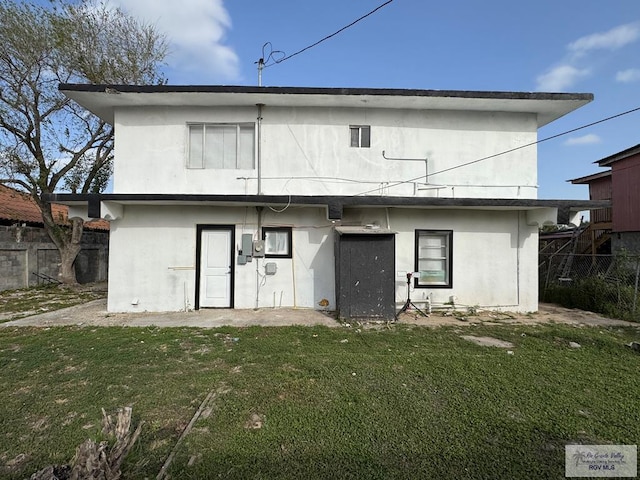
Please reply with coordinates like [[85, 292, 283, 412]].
[[255, 206, 263, 309], [256, 104, 264, 195]]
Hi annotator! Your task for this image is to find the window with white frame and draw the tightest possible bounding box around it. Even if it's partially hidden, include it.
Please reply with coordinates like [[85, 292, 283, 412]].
[[263, 227, 292, 258], [188, 123, 255, 169], [415, 230, 452, 288], [349, 125, 370, 148]]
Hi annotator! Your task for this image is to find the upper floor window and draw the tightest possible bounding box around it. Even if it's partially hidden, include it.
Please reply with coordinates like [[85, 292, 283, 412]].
[[350, 125, 370, 148], [414, 230, 453, 288], [188, 123, 254, 169]]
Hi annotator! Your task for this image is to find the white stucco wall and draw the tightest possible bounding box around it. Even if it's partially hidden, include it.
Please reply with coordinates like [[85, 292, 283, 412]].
[[112, 106, 538, 199], [106, 204, 539, 313], [105, 101, 543, 314], [106, 205, 337, 312]]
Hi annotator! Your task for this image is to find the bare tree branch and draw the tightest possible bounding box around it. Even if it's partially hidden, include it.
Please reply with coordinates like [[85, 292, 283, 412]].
[[0, 0, 167, 283]]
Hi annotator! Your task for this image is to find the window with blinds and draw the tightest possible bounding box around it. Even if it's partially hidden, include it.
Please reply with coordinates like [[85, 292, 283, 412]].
[[188, 123, 255, 169], [415, 230, 453, 288]]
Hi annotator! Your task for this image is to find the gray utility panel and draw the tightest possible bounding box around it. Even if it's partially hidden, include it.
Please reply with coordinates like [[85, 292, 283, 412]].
[[334, 227, 396, 321]]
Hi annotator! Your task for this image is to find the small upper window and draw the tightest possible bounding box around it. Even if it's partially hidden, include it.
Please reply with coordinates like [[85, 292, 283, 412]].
[[350, 125, 370, 148], [263, 227, 293, 258], [188, 123, 255, 169], [415, 230, 453, 288]]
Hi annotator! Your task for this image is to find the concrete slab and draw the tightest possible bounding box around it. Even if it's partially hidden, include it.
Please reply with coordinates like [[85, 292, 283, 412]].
[[2, 299, 639, 329], [0, 299, 341, 328]]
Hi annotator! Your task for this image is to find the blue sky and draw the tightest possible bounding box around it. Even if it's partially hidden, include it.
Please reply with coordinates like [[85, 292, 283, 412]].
[[106, 0, 640, 199]]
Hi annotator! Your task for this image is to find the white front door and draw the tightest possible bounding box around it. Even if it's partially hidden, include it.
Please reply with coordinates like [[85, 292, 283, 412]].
[[199, 229, 232, 308]]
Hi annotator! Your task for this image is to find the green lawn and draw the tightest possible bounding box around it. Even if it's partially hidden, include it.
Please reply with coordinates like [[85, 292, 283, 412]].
[[0, 323, 638, 479]]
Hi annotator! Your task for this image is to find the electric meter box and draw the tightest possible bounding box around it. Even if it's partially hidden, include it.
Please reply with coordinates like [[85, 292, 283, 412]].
[[253, 240, 265, 257]]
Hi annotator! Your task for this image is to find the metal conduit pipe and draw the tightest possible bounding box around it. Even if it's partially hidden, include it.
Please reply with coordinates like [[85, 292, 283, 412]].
[[255, 206, 263, 309], [256, 104, 264, 195]]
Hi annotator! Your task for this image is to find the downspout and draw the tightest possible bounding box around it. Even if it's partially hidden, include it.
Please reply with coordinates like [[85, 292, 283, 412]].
[[256, 104, 264, 195], [255, 104, 264, 308], [517, 211, 521, 307]]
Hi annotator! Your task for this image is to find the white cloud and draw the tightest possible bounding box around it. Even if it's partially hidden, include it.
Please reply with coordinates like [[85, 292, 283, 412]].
[[535, 65, 590, 92], [108, 0, 240, 83], [616, 68, 640, 83], [535, 22, 640, 91], [568, 23, 640, 55], [564, 134, 601, 146]]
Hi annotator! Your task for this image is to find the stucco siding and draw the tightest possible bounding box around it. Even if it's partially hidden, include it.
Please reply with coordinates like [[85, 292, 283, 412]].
[[113, 106, 538, 199], [106, 205, 538, 313]]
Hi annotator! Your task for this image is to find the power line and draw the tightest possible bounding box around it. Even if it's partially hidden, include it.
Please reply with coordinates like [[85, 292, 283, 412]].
[[354, 104, 640, 196], [263, 0, 394, 68]]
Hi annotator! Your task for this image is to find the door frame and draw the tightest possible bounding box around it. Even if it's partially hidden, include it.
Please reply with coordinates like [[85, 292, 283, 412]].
[[195, 224, 235, 309]]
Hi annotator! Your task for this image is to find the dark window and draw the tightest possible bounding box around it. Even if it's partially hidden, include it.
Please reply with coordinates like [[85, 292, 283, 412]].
[[414, 230, 453, 288], [349, 125, 370, 148], [263, 227, 293, 258]]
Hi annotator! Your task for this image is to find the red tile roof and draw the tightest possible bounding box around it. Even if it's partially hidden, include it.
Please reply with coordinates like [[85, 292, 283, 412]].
[[0, 184, 109, 231]]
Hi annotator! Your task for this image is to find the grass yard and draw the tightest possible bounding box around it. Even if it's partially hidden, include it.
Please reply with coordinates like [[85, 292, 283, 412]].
[[0, 322, 639, 479]]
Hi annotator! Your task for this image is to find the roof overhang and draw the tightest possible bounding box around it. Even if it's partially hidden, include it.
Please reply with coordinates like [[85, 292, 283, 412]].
[[335, 226, 397, 235], [596, 143, 640, 167], [47, 193, 609, 226], [59, 84, 593, 128], [569, 170, 611, 184]]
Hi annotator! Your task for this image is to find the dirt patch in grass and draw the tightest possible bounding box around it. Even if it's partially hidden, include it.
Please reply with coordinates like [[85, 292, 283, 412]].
[[397, 302, 639, 327], [0, 283, 107, 323], [460, 335, 515, 348]]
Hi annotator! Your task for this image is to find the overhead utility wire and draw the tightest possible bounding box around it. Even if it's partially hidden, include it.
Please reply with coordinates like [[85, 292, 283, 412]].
[[354, 104, 640, 197], [263, 0, 394, 68]]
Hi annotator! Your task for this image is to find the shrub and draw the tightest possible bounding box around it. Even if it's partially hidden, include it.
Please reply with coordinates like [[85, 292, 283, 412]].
[[542, 275, 639, 322]]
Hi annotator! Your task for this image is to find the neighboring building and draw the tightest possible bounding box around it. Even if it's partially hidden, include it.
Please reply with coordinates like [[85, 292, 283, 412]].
[[0, 184, 109, 290], [51, 84, 597, 319], [570, 143, 640, 254]]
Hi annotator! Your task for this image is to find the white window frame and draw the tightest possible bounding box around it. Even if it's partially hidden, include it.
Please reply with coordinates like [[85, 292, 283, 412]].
[[187, 123, 255, 169], [415, 230, 453, 288], [349, 125, 370, 148]]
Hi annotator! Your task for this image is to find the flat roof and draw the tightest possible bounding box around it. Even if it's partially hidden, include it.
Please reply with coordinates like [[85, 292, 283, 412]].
[[59, 84, 593, 128]]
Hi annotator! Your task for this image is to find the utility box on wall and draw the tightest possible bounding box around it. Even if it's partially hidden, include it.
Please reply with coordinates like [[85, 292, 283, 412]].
[[253, 240, 265, 257], [334, 226, 396, 321]]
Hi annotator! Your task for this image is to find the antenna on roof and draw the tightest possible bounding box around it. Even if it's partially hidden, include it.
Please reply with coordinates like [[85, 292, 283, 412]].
[[255, 1, 394, 86], [256, 57, 264, 86], [255, 43, 285, 86]]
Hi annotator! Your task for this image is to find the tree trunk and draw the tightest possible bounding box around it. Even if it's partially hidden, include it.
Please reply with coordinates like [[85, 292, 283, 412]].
[[40, 200, 84, 285], [58, 236, 82, 284]]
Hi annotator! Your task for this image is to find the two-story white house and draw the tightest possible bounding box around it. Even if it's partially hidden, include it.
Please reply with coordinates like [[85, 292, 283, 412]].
[[52, 85, 597, 319]]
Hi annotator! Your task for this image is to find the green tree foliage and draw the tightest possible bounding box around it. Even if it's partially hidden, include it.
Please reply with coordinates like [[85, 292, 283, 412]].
[[0, 0, 167, 283]]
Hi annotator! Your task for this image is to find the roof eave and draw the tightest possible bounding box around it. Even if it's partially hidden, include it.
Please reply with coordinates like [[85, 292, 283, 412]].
[[568, 170, 612, 184], [596, 143, 640, 166], [45, 192, 608, 211], [58, 84, 593, 128]]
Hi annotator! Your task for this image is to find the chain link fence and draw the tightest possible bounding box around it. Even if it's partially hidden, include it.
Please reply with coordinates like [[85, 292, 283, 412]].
[[539, 252, 640, 322]]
